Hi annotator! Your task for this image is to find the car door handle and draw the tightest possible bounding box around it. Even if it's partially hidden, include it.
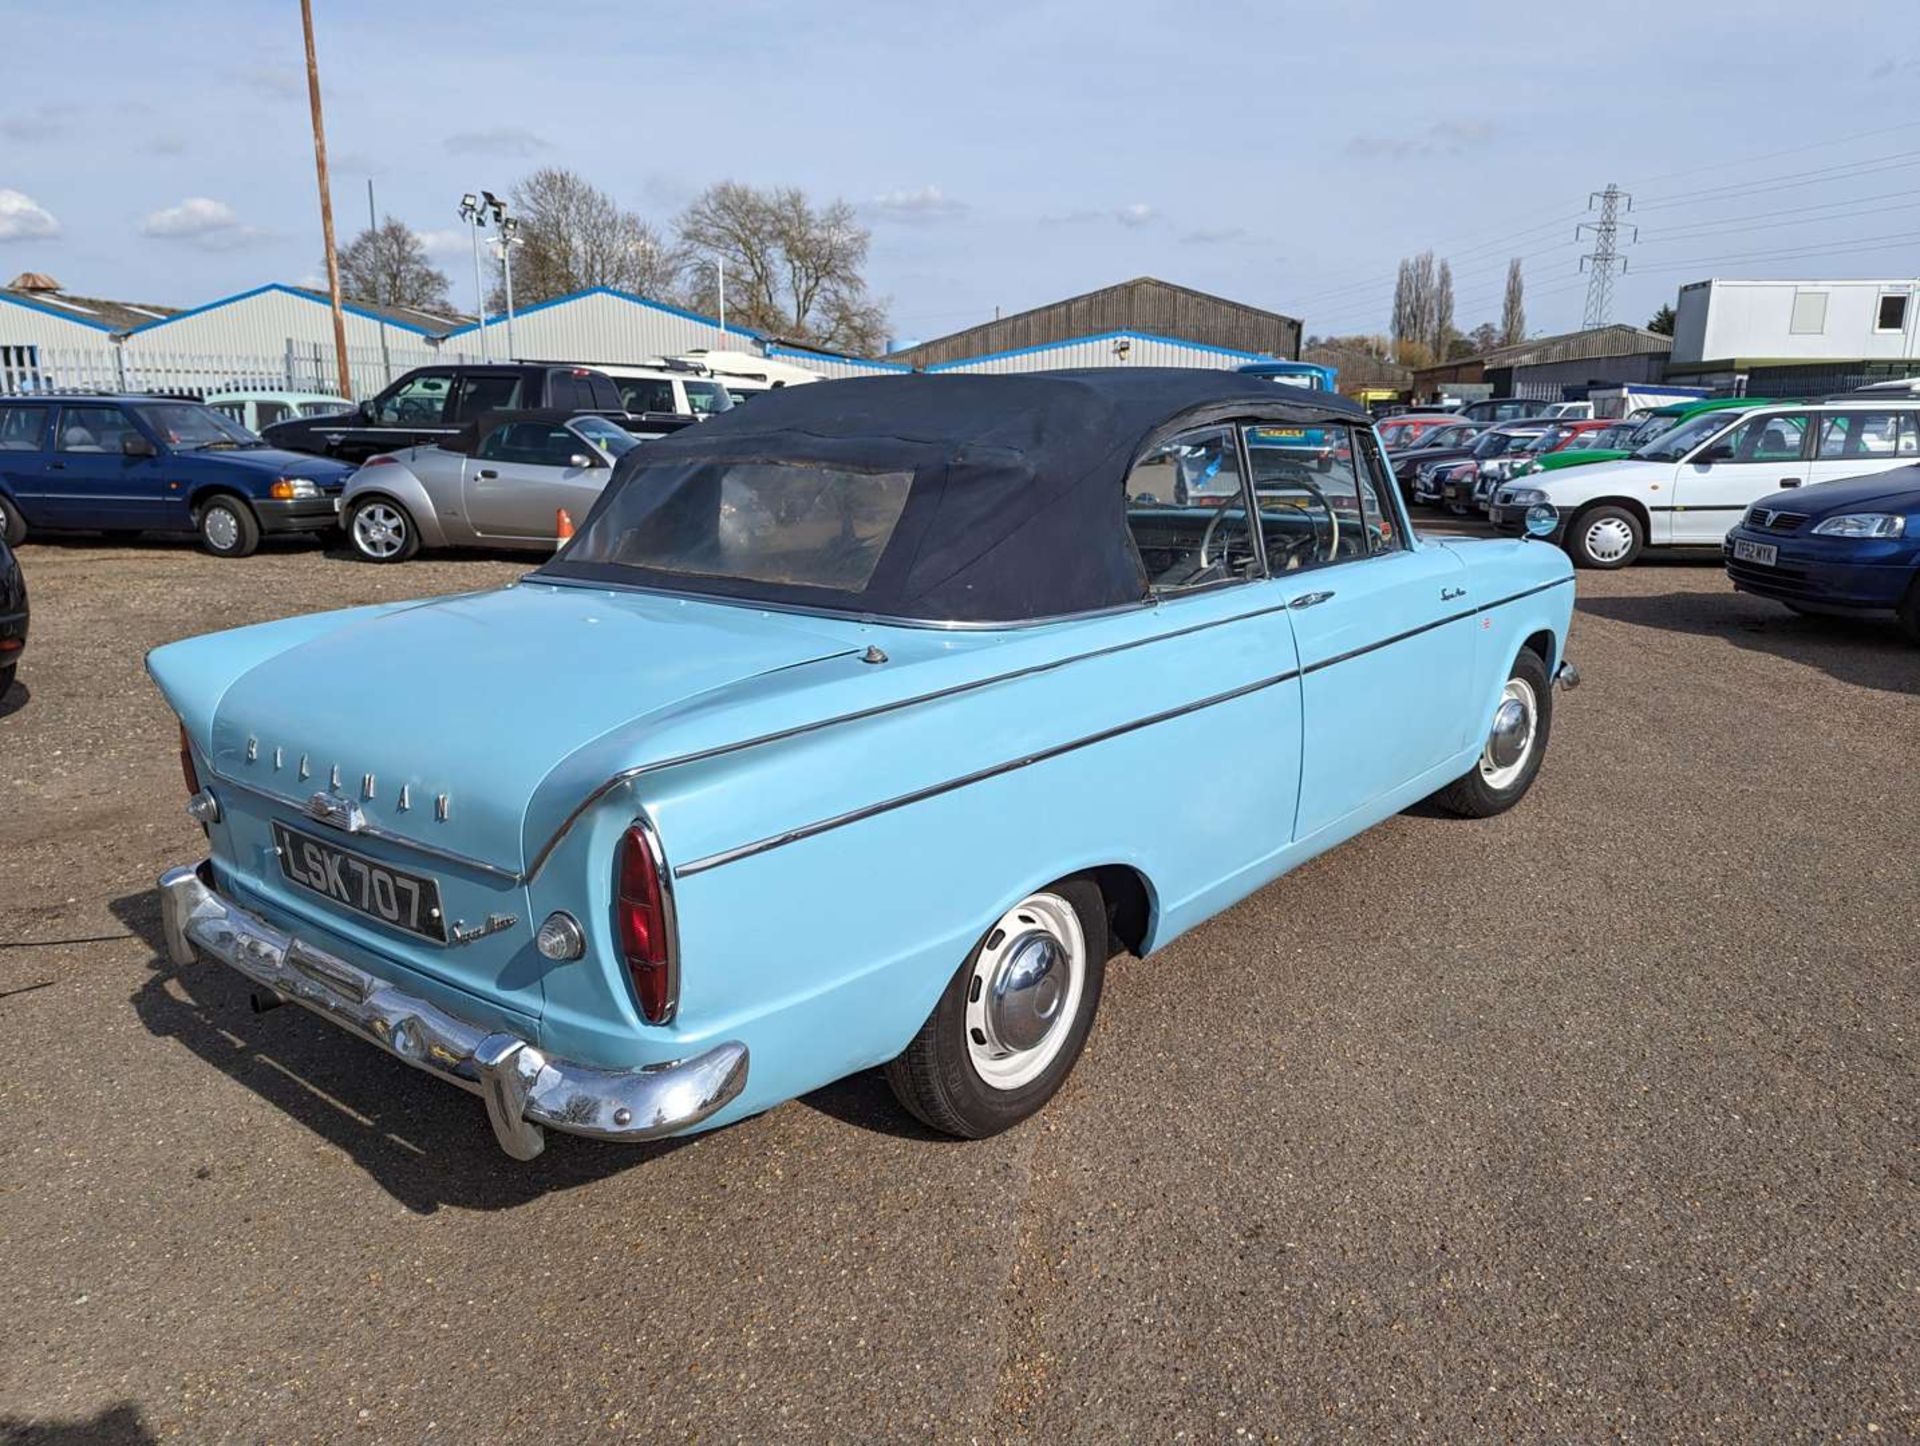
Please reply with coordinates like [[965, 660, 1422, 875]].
[[1779, 478, 1801, 488], [477, 469, 499, 479], [46, 461, 65, 470], [1288, 590, 1335, 610]]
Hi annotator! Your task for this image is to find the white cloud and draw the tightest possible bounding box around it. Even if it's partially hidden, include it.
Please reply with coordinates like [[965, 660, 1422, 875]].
[[137, 196, 270, 249], [1346, 119, 1496, 160], [0, 189, 60, 242], [869, 184, 968, 224], [1042, 202, 1160, 228], [445, 128, 549, 158], [414, 227, 470, 260]]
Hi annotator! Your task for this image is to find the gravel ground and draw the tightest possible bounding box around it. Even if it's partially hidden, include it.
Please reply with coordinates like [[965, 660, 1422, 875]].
[[0, 529, 1914, 1442]]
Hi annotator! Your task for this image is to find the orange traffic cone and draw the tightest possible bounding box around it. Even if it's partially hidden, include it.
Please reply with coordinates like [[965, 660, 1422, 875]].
[[556, 507, 575, 542]]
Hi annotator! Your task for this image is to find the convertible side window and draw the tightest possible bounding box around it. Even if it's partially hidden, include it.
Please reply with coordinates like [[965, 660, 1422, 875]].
[[1123, 426, 1257, 595], [372, 372, 453, 427], [1242, 423, 1378, 571]]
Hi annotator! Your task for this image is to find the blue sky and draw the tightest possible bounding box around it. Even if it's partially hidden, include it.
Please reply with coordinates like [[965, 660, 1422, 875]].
[[2, 0, 1917, 348]]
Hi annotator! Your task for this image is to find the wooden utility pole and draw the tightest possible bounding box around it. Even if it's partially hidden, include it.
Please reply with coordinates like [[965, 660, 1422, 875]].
[[300, 0, 353, 400]]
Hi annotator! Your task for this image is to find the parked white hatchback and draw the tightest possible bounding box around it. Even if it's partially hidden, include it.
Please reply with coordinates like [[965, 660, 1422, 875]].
[[1490, 399, 1920, 567]]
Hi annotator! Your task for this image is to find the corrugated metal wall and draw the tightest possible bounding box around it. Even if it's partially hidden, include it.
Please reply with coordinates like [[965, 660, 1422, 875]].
[[0, 297, 125, 351], [447, 290, 758, 365], [929, 332, 1267, 374], [894, 279, 1300, 368], [122, 288, 432, 358]]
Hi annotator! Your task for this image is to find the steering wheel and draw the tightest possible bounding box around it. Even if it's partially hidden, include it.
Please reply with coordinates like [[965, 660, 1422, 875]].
[[1198, 507, 1255, 574], [1249, 489, 1341, 568]]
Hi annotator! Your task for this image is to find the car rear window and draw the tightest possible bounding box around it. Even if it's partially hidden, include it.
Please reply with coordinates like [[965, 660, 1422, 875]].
[[563, 459, 914, 591], [0, 403, 50, 451]]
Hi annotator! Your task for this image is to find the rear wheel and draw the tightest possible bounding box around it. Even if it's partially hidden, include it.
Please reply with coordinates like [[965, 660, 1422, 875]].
[[0, 663, 14, 698], [885, 878, 1107, 1138], [0, 493, 22, 546], [1566, 504, 1642, 569], [1433, 648, 1554, 818], [196, 495, 260, 558], [1898, 575, 1920, 646], [347, 497, 419, 563]]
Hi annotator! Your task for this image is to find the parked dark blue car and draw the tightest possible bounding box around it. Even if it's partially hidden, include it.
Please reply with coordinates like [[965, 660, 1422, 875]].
[[0, 395, 351, 557], [1724, 463, 1920, 644]]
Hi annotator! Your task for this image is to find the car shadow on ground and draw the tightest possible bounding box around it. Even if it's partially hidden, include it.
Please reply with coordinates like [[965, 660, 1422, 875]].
[[1577, 589, 1920, 696], [0, 677, 28, 719], [0, 1403, 156, 1444], [798, 1070, 953, 1143], [109, 888, 698, 1214]]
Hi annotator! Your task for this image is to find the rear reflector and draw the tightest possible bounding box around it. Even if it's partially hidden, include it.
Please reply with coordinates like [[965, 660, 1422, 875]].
[[617, 823, 674, 1024]]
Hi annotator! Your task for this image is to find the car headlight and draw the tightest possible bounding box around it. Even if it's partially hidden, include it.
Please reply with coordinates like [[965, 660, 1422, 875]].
[[1810, 513, 1905, 538], [269, 478, 320, 500], [1504, 487, 1548, 506]]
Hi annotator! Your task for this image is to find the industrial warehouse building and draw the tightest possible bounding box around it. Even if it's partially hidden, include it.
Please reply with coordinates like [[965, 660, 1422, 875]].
[[890, 277, 1303, 373], [1410, 323, 1673, 404]]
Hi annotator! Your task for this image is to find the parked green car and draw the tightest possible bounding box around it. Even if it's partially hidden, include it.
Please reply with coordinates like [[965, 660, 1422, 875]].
[[1511, 397, 1769, 478]]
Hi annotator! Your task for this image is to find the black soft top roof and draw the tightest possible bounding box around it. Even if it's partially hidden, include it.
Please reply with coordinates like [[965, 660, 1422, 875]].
[[536, 369, 1369, 623]]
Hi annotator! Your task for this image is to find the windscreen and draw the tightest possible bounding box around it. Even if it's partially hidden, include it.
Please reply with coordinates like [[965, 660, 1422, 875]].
[[561, 458, 914, 592]]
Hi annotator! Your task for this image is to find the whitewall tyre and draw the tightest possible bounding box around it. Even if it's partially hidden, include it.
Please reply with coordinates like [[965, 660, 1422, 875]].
[[1433, 648, 1554, 818], [885, 877, 1107, 1138], [0, 494, 23, 546]]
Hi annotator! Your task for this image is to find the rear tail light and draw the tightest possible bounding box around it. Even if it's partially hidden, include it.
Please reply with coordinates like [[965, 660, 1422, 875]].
[[617, 822, 676, 1024], [178, 722, 199, 796]]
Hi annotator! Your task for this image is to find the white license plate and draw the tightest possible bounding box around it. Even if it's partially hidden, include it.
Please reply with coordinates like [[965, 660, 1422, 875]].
[[1733, 539, 1777, 566]]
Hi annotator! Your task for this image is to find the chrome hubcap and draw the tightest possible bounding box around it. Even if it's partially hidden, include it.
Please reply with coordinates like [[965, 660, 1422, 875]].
[[354, 503, 406, 559], [203, 507, 239, 550], [1479, 678, 1538, 790], [965, 892, 1085, 1091], [1583, 516, 1635, 563]]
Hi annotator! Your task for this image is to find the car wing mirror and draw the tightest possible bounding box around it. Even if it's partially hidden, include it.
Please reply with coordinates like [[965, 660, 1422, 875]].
[[121, 433, 157, 458], [1697, 443, 1733, 464], [569, 453, 598, 469]]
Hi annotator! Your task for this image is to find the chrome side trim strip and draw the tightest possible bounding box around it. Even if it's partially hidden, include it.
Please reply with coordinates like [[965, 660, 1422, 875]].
[[673, 665, 1304, 879], [519, 593, 1304, 880]]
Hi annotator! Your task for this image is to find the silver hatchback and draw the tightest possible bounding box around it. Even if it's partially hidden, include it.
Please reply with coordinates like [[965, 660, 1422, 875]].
[[339, 410, 641, 562]]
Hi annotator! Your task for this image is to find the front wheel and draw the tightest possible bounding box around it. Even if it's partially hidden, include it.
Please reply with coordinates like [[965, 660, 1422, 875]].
[[885, 878, 1108, 1138], [347, 497, 420, 563], [1898, 576, 1920, 647], [1433, 648, 1554, 818], [196, 496, 260, 558], [0, 493, 24, 546], [1566, 504, 1642, 569]]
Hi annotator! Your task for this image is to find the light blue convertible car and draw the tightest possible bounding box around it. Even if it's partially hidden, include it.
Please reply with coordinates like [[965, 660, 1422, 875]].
[[150, 370, 1577, 1159]]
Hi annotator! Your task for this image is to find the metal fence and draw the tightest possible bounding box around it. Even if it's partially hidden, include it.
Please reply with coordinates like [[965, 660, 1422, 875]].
[[0, 341, 482, 401]]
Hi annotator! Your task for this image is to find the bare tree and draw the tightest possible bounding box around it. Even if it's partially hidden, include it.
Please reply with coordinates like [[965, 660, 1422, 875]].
[[679, 181, 889, 355], [332, 218, 451, 312], [1501, 258, 1526, 345], [1433, 259, 1455, 357], [1391, 251, 1441, 365], [500, 167, 684, 307], [1467, 321, 1500, 354]]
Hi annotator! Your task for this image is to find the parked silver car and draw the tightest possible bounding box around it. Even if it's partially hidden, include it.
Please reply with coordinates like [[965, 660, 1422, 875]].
[[339, 410, 641, 562]]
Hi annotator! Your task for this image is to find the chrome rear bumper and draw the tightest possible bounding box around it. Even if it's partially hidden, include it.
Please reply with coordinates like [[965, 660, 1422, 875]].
[[1553, 659, 1581, 691], [156, 864, 748, 1160]]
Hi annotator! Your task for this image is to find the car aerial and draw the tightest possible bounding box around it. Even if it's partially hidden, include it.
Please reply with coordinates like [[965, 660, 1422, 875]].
[[0, 535, 24, 697], [258, 363, 627, 463], [1724, 463, 1920, 642], [339, 409, 643, 562], [0, 394, 351, 556], [1377, 412, 1472, 452], [1489, 397, 1920, 567], [148, 368, 1578, 1159], [204, 390, 354, 433], [1415, 420, 1557, 513]]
